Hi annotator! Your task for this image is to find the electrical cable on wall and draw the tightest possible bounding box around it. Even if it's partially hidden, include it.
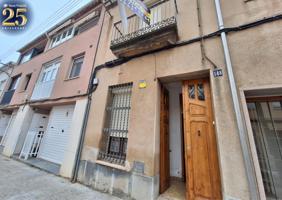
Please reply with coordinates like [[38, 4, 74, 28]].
[[88, 12, 282, 91]]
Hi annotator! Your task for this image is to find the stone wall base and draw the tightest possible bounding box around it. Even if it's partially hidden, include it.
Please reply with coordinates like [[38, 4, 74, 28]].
[[77, 160, 159, 200]]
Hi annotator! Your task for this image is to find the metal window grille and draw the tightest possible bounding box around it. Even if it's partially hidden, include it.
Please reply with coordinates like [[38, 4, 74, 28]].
[[98, 83, 133, 165]]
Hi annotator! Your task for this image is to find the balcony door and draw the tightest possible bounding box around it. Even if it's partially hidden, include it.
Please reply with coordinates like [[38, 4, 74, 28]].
[[182, 79, 222, 200], [40, 62, 59, 84], [31, 61, 60, 100]]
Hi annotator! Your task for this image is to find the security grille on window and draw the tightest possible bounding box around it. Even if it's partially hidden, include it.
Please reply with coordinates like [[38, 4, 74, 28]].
[[69, 56, 84, 78], [98, 83, 133, 165]]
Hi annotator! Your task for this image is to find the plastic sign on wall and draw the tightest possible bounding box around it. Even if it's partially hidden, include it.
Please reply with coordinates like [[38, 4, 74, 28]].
[[138, 80, 147, 89], [119, 0, 152, 25]]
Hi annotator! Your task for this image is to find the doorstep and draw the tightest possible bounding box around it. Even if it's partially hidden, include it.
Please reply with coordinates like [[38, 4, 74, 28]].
[[12, 155, 60, 176]]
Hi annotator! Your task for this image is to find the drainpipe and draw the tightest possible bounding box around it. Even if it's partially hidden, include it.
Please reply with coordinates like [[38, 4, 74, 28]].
[[213, 0, 259, 199], [71, 6, 107, 182]]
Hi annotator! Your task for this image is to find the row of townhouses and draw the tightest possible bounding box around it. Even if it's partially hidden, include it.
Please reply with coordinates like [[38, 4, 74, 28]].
[[0, 0, 281, 199]]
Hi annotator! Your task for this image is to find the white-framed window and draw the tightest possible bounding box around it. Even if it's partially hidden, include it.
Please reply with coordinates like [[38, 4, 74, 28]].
[[69, 56, 84, 79], [39, 61, 60, 84], [49, 27, 74, 48], [30, 60, 60, 100]]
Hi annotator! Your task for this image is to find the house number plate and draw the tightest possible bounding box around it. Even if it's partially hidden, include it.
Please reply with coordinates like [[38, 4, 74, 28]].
[[213, 69, 223, 77]]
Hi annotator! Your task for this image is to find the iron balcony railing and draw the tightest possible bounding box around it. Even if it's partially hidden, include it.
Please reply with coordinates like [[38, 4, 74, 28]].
[[110, 0, 178, 49], [0, 89, 15, 105]]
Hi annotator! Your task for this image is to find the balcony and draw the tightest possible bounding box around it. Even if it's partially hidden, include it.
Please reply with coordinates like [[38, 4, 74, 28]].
[[30, 81, 55, 101], [0, 90, 15, 105], [110, 0, 178, 57]]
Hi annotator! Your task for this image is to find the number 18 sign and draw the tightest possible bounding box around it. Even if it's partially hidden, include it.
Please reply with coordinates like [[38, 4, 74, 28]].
[[0, 0, 32, 33], [213, 69, 223, 78]]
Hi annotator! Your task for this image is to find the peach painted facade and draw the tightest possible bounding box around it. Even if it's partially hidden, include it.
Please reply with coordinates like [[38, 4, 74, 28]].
[[6, 4, 103, 107], [0, 2, 104, 179]]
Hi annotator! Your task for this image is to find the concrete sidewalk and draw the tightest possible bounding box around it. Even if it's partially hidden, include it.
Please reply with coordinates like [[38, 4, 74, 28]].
[[0, 155, 121, 200]]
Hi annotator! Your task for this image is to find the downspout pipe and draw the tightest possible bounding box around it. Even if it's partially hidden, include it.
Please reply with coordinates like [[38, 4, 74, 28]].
[[71, 6, 106, 182], [213, 0, 259, 199]]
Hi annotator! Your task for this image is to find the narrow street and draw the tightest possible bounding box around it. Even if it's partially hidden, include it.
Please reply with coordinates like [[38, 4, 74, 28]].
[[0, 155, 121, 200]]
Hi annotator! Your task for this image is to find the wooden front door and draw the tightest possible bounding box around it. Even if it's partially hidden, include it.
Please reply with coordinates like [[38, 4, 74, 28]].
[[160, 85, 170, 193], [182, 79, 222, 200]]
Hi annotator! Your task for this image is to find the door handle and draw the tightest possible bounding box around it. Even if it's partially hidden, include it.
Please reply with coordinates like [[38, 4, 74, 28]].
[[198, 130, 201, 136]]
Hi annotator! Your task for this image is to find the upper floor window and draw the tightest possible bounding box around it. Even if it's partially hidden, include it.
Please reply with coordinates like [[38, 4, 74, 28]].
[[19, 50, 33, 64], [69, 56, 84, 79], [30, 60, 60, 101], [74, 16, 99, 35], [40, 61, 60, 83], [19, 47, 45, 65], [49, 27, 74, 48], [9, 75, 21, 91], [20, 73, 32, 91]]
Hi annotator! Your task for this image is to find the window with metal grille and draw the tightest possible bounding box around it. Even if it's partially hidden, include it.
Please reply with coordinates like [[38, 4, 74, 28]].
[[98, 83, 133, 165]]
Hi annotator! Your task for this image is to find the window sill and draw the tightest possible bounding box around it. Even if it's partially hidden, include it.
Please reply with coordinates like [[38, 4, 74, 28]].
[[64, 76, 80, 81], [95, 160, 131, 172]]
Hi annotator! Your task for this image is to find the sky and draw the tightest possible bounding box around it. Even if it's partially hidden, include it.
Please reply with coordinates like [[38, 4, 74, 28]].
[[0, 0, 92, 64]]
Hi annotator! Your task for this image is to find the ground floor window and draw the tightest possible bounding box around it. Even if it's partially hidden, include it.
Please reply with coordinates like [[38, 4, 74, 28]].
[[247, 100, 282, 199], [98, 83, 133, 165]]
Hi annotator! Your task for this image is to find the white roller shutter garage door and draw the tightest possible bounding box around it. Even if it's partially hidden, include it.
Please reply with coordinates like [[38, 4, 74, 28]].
[[38, 105, 74, 164]]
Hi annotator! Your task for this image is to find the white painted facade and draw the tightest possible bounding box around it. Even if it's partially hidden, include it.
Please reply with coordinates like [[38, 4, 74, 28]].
[[2, 106, 34, 156], [0, 114, 11, 138], [0, 65, 13, 99], [0, 64, 14, 143], [0, 112, 16, 147]]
